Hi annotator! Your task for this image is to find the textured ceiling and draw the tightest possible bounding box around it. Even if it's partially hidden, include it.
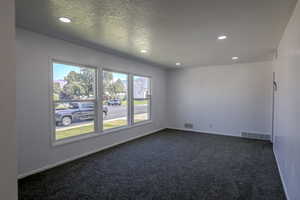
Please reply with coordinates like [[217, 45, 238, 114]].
[[16, 0, 297, 68]]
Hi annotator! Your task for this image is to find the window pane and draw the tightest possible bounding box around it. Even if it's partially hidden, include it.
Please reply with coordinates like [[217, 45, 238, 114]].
[[55, 102, 95, 140], [133, 75, 151, 123], [133, 76, 151, 98], [134, 99, 150, 123], [53, 62, 96, 101], [103, 71, 128, 130]]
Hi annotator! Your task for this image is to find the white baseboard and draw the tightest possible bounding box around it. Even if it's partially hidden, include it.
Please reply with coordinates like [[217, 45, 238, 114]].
[[167, 127, 271, 140], [18, 127, 165, 179], [273, 149, 290, 200], [167, 127, 241, 138]]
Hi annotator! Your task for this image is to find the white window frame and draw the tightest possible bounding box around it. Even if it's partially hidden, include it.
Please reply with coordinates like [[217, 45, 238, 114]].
[[49, 59, 153, 146], [132, 74, 152, 124], [50, 59, 99, 144]]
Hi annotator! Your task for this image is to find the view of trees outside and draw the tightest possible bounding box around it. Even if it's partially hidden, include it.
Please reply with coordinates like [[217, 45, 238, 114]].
[[52, 63, 151, 140], [53, 67, 95, 101]]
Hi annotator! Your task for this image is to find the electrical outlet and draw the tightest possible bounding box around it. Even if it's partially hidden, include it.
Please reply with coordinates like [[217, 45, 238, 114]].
[[184, 123, 194, 129]]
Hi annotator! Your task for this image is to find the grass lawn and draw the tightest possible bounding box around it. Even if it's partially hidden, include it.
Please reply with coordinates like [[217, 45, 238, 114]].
[[56, 114, 148, 140], [56, 125, 94, 140], [56, 119, 127, 140], [121, 100, 148, 105]]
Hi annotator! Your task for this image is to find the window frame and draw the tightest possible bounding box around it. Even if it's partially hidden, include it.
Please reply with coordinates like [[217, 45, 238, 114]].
[[49, 59, 153, 146], [132, 74, 152, 125], [50, 59, 100, 144]]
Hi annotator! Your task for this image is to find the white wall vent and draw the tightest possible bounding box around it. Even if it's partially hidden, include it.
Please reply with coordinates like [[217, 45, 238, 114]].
[[241, 132, 271, 141]]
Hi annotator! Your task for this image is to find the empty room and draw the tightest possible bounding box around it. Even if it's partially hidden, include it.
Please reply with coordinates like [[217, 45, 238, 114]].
[[1, 0, 300, 199]]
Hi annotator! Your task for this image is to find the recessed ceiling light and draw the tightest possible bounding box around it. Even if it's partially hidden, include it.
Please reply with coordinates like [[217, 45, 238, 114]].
[[176, 62, 181, 66], [232, 56, 239, 60], [218, 35, 227, 40], [140, 49, 148, 53], [59, 17, 72, 23]]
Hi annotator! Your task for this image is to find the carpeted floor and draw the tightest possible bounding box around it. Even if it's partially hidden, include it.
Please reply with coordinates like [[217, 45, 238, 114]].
[[19, 129, 285, 200]]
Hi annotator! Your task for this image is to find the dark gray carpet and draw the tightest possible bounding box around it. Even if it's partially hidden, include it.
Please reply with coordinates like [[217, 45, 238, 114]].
[[19, 129, 285, 200]]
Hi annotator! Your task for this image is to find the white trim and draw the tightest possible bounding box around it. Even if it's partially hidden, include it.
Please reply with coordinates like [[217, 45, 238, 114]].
[[273, 149, 290, 200], [50, 59, 100, 144], [240, 130, 271, 136], [18, 127, 165, 179], [52, 132, 100, 146], [129, 74, 134, 125], [102, 120, 152, 135], [168, 127, 271, 139], [167, 127, 241, 138]]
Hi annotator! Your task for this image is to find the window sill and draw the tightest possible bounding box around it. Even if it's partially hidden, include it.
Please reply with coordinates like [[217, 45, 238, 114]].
[[52, 120, 153, 147], [52, 132, 100, 147], [102, 120, 152, 135]]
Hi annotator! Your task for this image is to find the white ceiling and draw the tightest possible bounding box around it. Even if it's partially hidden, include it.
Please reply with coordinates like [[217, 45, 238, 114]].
[[16, 0, 297, 68]]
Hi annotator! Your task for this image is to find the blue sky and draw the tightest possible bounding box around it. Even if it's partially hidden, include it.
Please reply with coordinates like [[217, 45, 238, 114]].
[[112, 72, 127, 81], [53, 63, 80, 80], [53, 62, 127, 81]]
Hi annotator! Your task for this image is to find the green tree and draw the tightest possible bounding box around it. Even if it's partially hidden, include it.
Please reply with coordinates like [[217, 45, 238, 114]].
[[63, 82, 85, 99], [114, 79, 125, 94], [103, 71, 113, 89], [106, 79, 125, 99], [53, 82, 62, 100], [79, 68, 95, 98], [62, 71, 84, 99], [61, 69, 95, 99]]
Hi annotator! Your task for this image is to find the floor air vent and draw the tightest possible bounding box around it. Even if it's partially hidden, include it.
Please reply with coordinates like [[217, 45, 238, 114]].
[[241, 132, 270, 141], [184, 123, 194, 129]]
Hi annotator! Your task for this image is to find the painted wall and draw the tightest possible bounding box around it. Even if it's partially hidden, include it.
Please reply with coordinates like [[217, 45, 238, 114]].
[[166, 62, 273, 137], [273, 1, 300, 199], [16, 29, 167, 176], [0, 0, 18, 199]]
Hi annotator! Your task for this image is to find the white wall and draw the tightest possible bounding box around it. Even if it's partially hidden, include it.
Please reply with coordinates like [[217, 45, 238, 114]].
[[0, 0, 18, 199], [16, 29, 167, 176], [273, 1, 300, 199], [167, 61, 273, 137]]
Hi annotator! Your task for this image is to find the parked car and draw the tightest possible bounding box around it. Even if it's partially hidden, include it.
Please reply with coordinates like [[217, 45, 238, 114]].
[[107, 99, 121, 106], [55, 102, 108, 126]]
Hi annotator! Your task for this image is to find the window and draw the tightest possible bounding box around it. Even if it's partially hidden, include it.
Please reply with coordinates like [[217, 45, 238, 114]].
[[103, 70, 128, 130], [133, 75, 151, 123], [52, 62, 97, 140], [51, 60, 152, 143]]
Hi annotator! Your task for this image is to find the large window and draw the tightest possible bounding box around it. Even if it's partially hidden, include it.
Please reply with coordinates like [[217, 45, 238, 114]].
[[52, 62, 97, 140], [103, 70, 128, 130], [52, 60, 152, 142], [133, 75, 151, 123]]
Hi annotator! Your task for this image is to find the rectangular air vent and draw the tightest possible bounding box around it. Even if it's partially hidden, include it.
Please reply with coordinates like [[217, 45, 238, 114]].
[[241, 132, 271, 141], [184, 123, 194, 129]]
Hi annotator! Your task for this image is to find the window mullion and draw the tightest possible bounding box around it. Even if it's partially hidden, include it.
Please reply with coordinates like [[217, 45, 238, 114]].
[[128, 74, 133, 126], [98, 68, 103, 132]]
